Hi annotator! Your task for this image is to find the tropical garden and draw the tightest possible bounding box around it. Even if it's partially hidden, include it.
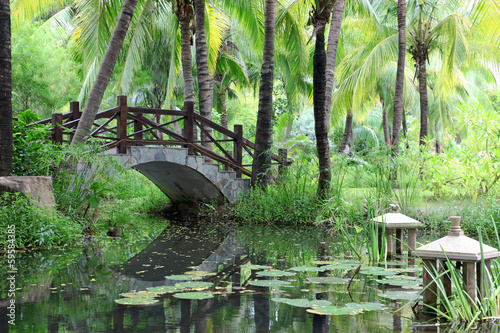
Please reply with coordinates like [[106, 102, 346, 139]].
[[1, 0, 500, 330]]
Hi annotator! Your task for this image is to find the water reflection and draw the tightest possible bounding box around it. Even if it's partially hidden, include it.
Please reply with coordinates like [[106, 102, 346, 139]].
[[0, 224, 499, 332]]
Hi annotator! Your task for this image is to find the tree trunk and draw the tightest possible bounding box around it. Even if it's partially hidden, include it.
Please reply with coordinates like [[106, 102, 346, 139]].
[[72, 0, 139, 144], [0, 0, 12, 176], [179, 19, 195, 102], [220, 88, 228, 140], [220, 91, 228, 128], [251, 0, 276, 188], [391, 0, 406, 154], [178, 2, 197, 142], [418, 58, 428, 146], [338, 113, 353, 154], [313, 26, 332, 199], [194, 0, 213, 155], [402, 107, 409, 148], [324, 0, 345, 130]]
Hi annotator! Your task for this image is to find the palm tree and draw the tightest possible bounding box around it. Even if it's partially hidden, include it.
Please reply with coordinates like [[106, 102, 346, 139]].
[[0, 0, 12, 176], [194, 0, 213, 152], [173, 0, 196, 104], [72, 0, 140, 144], [324, 0, 345, 130], [391, 0, 406, 153], [311, 0, 334, 199], [252, 0, 276, 188], [405, 0, 496, 147]]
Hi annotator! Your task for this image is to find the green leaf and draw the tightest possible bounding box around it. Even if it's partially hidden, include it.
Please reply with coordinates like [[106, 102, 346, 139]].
[[257, 270, 296, 277], [307, 306, 361, 316], [165, 274, 202, 281], [114, 298, 159, 305], [247, 280, 291, 288], [173, 292, 214, 300], [284, 298, 332, 308]]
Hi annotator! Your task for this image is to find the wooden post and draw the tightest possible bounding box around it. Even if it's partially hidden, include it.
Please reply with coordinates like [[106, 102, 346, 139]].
[[386, 229, 394, 257], [51, 113, 63, 143], [134, 113, 143, 145], [224, 150, 233, 171], [234, 124, 243, 178], [69, 101, 81, 141], [423, 259, 438, 305], [477, 260, 491, 301], [407, 229, 417, 257], [117, 95, 128, 154], [278, 148, 287, 177], [464, 261, 476, 306], [184, 101, 195, 155], [395, 229, 402, 255], [441, 260, 452, 299], [70, 101, 81, 121]]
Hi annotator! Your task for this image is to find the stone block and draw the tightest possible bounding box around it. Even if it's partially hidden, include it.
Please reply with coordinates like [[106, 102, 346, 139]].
[[0, 176, 56, 210]]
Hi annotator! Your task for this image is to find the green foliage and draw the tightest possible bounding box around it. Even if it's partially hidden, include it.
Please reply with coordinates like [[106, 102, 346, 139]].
[[0, 193, 81, 249], [421, 103, 500, 199], [97, 169, 167, 240], [11, 22, 80, 117], [12, 110, 57, 176], [234, 160, 320, 224]]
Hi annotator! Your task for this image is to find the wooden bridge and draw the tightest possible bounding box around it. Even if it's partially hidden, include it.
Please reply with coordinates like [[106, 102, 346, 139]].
[[31, 96, 289, 204]]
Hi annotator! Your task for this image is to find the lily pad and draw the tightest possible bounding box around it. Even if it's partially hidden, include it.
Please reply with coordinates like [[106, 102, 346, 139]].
[[184, 271, 217, 277], [257, 270, 296, 277], [240, 264, 271, 270], [307, 306, 361, 316], [290, 266, 326, 272], [115, 298, 159, 306], [173, 292, 214, 300], [284, 298, 332, 308], [165, 274, 202, 281], [345, 302, 386, 311], [378, 291, 420, 300], [119, 291, 160, 298], [175, 282, 214, 290], [359, 268, 398, 276], [322, 264, 359, 270], [379, 261, 408, 266], [312, 260, 336, 265], [247, 280, 291, 288], [146, 286, 182, 293], [308, 277, 348, 284]]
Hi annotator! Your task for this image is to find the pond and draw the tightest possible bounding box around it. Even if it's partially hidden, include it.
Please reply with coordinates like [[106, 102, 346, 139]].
[[0, 222, 498, 332]]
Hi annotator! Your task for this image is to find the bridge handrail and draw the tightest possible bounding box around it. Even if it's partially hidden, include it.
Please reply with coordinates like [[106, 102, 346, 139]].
[[29, 96, 290, 178]]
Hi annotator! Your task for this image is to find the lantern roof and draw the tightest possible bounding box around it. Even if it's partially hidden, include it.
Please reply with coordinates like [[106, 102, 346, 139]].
[[415, 216, 500, 261], [372, 204, 423, 229]]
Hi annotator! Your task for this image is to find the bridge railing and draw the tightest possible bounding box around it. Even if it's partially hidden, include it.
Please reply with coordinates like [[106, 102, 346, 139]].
[[29, 96, 290, 178]]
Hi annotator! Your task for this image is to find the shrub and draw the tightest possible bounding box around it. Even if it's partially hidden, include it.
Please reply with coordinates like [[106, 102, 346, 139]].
[[0, 193, 81, 249]]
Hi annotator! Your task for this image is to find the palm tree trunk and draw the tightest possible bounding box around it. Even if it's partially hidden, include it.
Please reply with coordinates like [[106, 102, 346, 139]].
[[179, 12, 195, 103], [251, 0, 276, 188], [313, 26, 332, 199], [194, 0, 213, 154], [391, 0, 406, 153], [220, 89, 228, 130], [338, 113, 353, 154], [418, 58, 428, 146], [72, 0, 139, 144], [0, 0, 12, 176], [324, 0, 345, 130], [178, 2, 197, 141]]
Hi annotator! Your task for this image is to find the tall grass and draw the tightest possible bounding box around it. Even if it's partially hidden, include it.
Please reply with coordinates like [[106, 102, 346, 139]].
[[235, 160, 320, 224]]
